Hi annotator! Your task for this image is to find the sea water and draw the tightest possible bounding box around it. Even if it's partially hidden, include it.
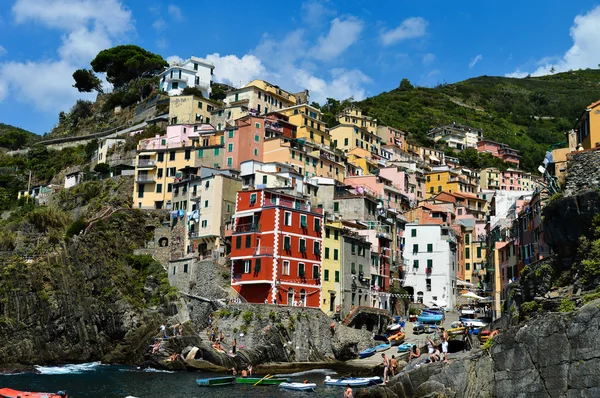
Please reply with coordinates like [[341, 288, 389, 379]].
[[0, 363, 347, 397]]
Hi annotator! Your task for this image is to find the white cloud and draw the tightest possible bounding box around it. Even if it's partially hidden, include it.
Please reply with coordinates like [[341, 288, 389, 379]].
[[0, 45, 6, 57], [205, 53, 267, 87], [0, 0, 133, 113], [156, 39, 168, 50], [311, 17, 363, 61], [168, 4, 183, 20], [301, 0, 335, 25], [166, 55, 183, 65], [380, 17, 427, 46], [469, 54, 483, 68], [507, 6, 600, 77], [289, 68, 369, 103], [152, 18, 166, 31], [422, 53, 435, 65], [0, 60, 96, 111]]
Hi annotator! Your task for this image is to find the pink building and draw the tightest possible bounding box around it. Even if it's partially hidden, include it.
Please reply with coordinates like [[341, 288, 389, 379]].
[[138, 123, 215, 150], [378, 166, 424, 203], [377, 126, 406, 150], [223, 113, 296, 170], [476, 139, 520, 167], [344, 174, 409, 212]]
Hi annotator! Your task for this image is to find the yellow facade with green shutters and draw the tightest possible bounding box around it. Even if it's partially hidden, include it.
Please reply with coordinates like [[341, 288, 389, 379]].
[[321, 222, 343, 315]]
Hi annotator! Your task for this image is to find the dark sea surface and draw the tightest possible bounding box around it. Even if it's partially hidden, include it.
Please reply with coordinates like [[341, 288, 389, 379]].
[[0, 363, 356, 397]]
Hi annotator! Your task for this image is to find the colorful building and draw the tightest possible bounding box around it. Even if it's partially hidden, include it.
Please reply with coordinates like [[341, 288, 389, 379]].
[[321, 222, 343, 315], [224, 80, 300, 115], [476, 140, 521, 167], [133, 124, 223, 209], [574, 99, 600, 150], [330, 124, 382, 156], [223, 114, 296, 170], [279, 104, 331, 146], [168, 95, 220, 127], [230, 189, 324, 307], [428, 123, 482, 151], [170, 168, 241, 260], [425, 166, 479, 197], [377, 126, 406, 150], [337, 105, 378, 135]]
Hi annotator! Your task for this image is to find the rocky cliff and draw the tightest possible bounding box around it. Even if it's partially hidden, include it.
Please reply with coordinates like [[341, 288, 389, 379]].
[[0, 210, 176, 370], [358, 299, 600, 398]]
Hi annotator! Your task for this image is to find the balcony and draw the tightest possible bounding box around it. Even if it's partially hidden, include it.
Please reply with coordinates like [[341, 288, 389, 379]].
[[137, 159, 156, 168], [253, 246, 274, 256], [234, 223, 260, 233], [136, 175, 155, 183]]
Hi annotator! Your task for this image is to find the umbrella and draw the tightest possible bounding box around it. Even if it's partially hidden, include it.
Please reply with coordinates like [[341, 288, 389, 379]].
[[461, 291, 485, 300], [429, 299, 447, 308]]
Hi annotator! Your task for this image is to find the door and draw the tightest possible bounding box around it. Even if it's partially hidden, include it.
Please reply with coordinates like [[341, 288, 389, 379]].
[[300, 289, 306, 307], [287, 288, 294, 306], [329, 293, 335, 312]]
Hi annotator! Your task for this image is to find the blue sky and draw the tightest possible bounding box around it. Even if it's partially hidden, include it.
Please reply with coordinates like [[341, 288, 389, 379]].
[[1, 0, 600, 135]]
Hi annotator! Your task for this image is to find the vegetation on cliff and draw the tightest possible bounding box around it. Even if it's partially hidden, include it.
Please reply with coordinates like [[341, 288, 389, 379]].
[[0, 124, 38, 150]]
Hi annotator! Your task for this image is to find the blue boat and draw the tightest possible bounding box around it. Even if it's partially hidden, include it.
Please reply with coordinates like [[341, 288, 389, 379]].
[[324, 376, 381, 386], [417, 313, 443, 323], [359, 347, 376, 358], [196, 376, 236, 386], [374, 342, 391, 352], [397, 343, 414, 352]]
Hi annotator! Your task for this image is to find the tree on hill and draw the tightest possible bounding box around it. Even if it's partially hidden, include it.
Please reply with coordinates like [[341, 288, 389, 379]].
[[72, 69, 103, 93], [90, 45, 167, 89], [399, 78, 414, 91]]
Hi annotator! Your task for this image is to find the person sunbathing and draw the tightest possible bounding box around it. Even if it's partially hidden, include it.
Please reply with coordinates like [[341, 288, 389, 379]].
[[408, 345, 421, 362]]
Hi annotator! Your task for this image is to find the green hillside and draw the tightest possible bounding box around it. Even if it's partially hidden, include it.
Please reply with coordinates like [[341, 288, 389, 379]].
[[0, 123, 39, 150], [357, 69, 600, 171]]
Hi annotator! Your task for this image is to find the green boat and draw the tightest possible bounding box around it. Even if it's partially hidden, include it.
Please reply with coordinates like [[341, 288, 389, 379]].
[[197, 376, 236, 386], [235, 377, 290, 385]]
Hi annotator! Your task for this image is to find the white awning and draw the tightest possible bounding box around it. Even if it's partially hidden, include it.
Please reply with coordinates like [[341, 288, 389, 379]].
[[232, 209, 261, 218], [456, 279, 474, 287], [429, 155, 440, 163]]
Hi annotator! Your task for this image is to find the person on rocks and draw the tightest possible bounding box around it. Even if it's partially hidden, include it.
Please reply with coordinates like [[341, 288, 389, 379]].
[[241, 368, 248, 378], [408, 345, 421, 362], [172, 324, 178, 337], [381, 353, 390, 384], [427, 336, 437, 362], [219, 331, 225, 343], [390, 355, 398, 376], [208, 315, 213, 327], [160, 324, 168, 338], [232, 338, 237, 354], [441, 328, 449, 363], [179, 323, 183, 336], [344, 384, 353, 398], [231, 367, 237, 376]]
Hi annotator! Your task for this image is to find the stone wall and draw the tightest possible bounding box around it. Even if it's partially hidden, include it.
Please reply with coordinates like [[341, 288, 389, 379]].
[[564, 148, 600, 196]]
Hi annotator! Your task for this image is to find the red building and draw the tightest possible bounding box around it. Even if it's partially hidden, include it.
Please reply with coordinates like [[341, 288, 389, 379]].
[[230, 189, 324, 307]]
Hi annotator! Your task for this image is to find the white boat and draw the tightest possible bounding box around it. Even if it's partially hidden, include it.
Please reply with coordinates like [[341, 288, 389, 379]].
[[324, 376, 381, 387], [279, 382, 317, 391], [460, 318, 488, 328], [387, 323, 401, 331]]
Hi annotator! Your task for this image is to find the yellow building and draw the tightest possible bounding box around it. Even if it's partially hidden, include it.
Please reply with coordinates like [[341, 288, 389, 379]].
[[224, 79, 298, 115], [337, 105, 378, 135], [262, 137, 346, 181], [279, 104, 330, 146], [574, 99, 600, 150], [330, 124, 382, 156], [322, 221, 343, 315], [480, 168, 501, 190], [346, 148, 379, 175], [169, 95, 220, 126], [426, 167, 479, 196], [463, 229, 487, 284], [133, 124, 224, 209]]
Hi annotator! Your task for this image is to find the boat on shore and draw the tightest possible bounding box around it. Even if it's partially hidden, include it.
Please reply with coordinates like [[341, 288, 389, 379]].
[[196, 376, 236, 386], [388, 331, 405, 345], [417, 313, 443, 323], [0, 388, 68, 398], [359, 347, 376, 358], [375, 342, 391, 352], [397, 343, 414, 352], [279, 382, 317, 391], [236, 377, 290, 385], [324, 376, 381, 386]]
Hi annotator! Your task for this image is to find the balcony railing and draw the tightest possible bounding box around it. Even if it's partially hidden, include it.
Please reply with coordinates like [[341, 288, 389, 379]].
[[137, 159, 156, 167], [253, 246, 274, 256], [234, 223, 260, 233], [136, 176, 155, 183]]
